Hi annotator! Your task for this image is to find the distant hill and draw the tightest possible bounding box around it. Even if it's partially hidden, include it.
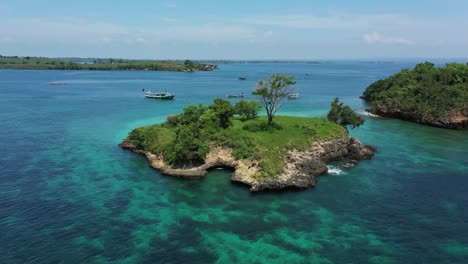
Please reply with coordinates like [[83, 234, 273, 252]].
[[0, 56, 217, 72]]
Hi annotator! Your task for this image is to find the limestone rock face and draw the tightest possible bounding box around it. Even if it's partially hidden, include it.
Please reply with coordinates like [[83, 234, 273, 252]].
[[368, 106, 468, 130], [120, 134, 375, 192], [232, 135, 374, 191], [119, 141, 234, 178]]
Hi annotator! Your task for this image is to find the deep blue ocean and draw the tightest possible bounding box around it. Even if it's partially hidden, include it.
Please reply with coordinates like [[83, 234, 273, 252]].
[[1, 61, 467, 263]]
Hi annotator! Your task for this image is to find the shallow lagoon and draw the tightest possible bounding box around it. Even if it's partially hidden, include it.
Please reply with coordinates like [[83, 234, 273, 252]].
[[0, 62, 467, 263]]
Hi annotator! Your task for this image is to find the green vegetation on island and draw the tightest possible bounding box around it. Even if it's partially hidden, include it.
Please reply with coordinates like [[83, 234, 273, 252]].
[[362, 62, 468, 129], [327, 98, 365, 132], [127, 100, 344, 177], [122, 74, 374, 190], [253, 74, 296, 125], [0, 56, 217, 72], [126, 74, 356, 177]]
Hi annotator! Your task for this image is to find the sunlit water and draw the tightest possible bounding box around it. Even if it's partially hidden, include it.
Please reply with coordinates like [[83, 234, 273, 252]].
[[1, 62, 467, 263]]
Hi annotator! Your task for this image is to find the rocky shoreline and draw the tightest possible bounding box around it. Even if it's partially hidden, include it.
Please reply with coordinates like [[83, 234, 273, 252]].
[[183, 64, 218, 72], [119, 135, 375, 192], [366, 106, 468, 130]]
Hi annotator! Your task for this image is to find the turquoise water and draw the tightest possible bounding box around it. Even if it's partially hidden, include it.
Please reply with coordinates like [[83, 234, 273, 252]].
[[1, 62, 467, 263]]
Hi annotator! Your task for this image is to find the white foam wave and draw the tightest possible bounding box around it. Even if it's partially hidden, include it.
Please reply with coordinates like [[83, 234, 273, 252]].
[[356, 109, 380, 117], [327, 165, 346, 175]]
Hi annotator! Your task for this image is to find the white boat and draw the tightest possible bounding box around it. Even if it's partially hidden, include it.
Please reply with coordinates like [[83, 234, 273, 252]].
[[49, 82, 67, 85], [288, 93, 300, 99], [144, 90, 175, 99], [227, 93, 245, 98]]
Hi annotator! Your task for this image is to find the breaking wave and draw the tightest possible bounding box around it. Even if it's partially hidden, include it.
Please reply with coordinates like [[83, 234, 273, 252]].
[[327, 165, 346, 175]]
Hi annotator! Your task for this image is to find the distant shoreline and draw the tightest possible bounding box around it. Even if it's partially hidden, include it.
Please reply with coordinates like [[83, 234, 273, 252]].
[[0, 56, 217, 72]]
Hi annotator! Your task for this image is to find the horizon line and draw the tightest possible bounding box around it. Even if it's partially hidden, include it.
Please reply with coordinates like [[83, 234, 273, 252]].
[[1, 55, 467, 62]]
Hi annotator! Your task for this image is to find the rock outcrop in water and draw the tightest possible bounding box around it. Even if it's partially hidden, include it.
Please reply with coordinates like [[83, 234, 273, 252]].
[[119, 135, 375, 192]]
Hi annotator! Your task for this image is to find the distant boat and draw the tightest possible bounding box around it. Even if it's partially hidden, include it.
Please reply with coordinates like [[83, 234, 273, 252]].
[[287, 93, 300, 99], [227, 93, 245, 98], [49, 82, 67, 85], [145, 90, 175, 100], [306, 72, 310, 76], [238, 77, 247, 80]]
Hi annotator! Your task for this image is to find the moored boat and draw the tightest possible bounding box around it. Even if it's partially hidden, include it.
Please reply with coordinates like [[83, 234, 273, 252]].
[[227, 93, 245, 98], [288, 93, 300, 99], [145, 90, 175, 99], [238, 76, 247, 80]]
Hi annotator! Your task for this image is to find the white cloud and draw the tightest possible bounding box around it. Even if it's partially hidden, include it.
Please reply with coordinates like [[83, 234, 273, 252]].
[[0, 17, 254, 46], [243, 13, 412, 30], [163, 2, 177, 8], [363, 32, 414, 45], [263, 30, 273, 38], [1, 11, 467, 58], [160, 17, 177, 23], [0, 36, 13, 43], [241, 13, 467, 46]]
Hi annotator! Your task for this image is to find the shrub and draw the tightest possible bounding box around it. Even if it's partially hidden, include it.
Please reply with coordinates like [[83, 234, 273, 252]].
[[327, 98, 364, 131], [166, 114, 179, 127], [234, 100, 262, 120], [164, 124, 209, 167], [178, 104, 207, 125], [128, 129, 145, 149], [209, 98, 234, 128]]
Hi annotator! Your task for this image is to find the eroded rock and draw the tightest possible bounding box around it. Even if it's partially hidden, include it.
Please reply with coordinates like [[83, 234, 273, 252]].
[[120, 134, 375, 192]]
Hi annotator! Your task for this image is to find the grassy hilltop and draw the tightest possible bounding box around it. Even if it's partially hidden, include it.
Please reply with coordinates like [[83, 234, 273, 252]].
[[126, 74, 368, 178], [127, 101, 345, 177]]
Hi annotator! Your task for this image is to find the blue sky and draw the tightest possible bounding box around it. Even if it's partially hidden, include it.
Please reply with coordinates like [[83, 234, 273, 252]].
[[1, 0, 467, 59]]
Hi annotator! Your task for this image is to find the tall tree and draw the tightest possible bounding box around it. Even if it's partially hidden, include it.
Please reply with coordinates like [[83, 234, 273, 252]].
[[252, 74, 296, 125]]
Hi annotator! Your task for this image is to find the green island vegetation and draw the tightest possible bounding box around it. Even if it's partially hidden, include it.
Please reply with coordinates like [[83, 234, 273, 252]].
[[253, 74, 296, 125], [126, 75, 365, 177], [127, 101, 344, 177], [362, 62, 468, 127], [327, 98, 365, 132], [0, 55, 217, 72]]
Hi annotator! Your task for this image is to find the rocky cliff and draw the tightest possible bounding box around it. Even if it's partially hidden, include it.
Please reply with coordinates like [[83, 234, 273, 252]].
[[119, 135, 375, 192], [366, 105, 468, 130]]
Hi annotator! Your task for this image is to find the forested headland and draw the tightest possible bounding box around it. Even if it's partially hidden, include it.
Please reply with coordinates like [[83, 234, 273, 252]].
[[362, 62, 468, 129]]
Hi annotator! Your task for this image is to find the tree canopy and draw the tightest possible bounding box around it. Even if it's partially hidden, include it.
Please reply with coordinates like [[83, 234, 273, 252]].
[[234, 100, 262, 120], [252, 74, 296, 125], [209, 98, 235, 128], [184, 59, 195, 69], [327, 98, 364, 131], [362, 62, 468, 118], [138, 99, 235, 166]]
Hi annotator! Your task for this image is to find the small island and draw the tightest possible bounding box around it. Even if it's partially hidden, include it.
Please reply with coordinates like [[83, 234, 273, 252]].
[[0, 56, 217, 72], [120, 75, 375, 191], [361, 62, 468, 129]]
